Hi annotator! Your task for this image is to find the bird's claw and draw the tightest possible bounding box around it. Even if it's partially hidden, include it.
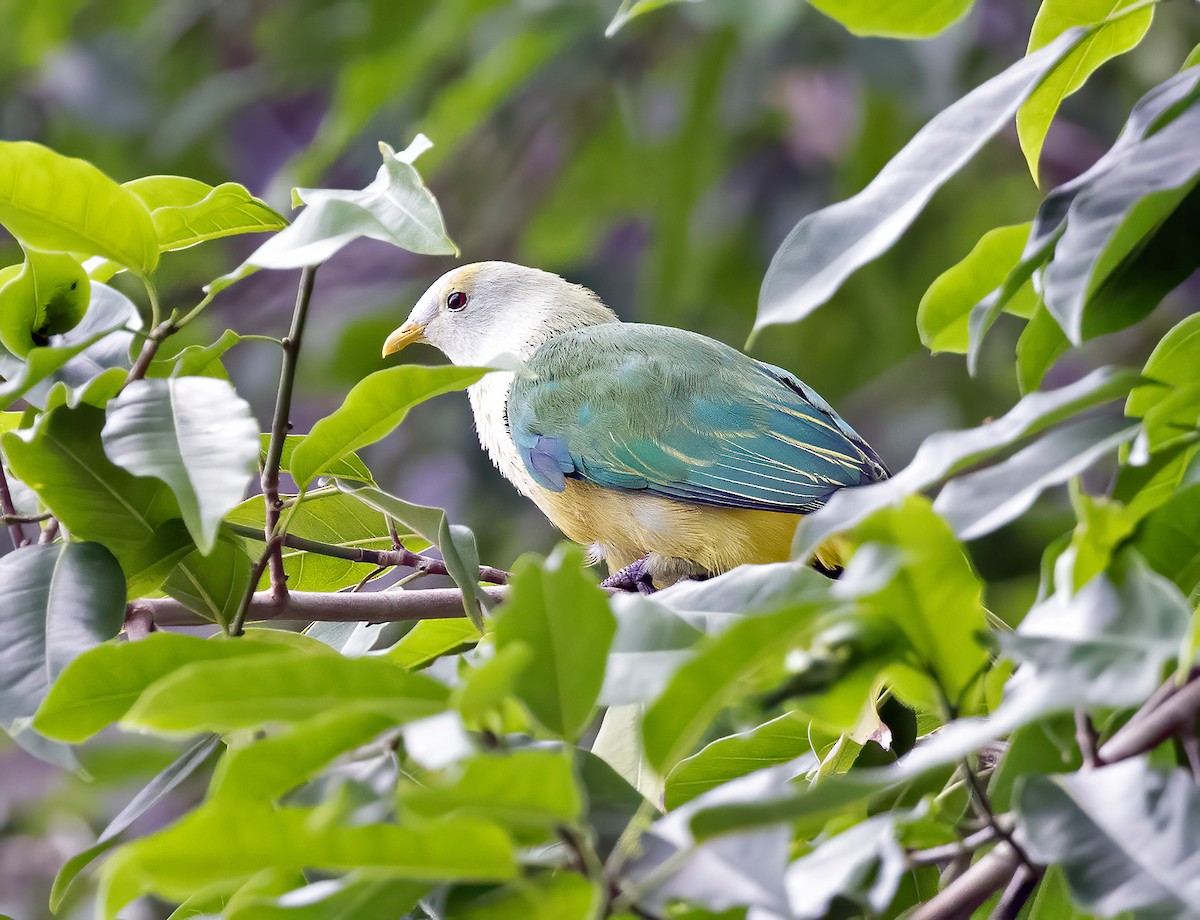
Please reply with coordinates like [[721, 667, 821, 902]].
[[601, 556, 656, 594]]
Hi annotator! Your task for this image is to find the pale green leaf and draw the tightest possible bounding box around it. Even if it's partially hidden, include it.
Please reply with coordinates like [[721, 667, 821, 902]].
[[807, 0, 973, 38], [0, 247, 89, 356]]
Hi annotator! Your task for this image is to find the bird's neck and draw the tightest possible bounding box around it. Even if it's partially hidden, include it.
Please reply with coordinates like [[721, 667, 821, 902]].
[[503, 302, 619, 363]]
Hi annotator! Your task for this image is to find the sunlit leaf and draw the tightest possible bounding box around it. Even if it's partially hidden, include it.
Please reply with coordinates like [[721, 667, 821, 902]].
[[449, 872, 600, 920], [0, 141, 158, 274], [34, 630, 320, 742], [1128, 313, 1200, 449], [292, 364, 485, 489], [0, 247, 90, 356], [221, 135, 456, 286], [124, 175, 287, 252], [227, 491, 398, 592], [754, 29, 1082, 335], [223, 874, 427, 920], [1017, 0, 1155, 180], [123, 651, 449, 733], [0, 542, 125, 724], [1015, 301, 1069, 394], [493, 544, 615, 741], [917, 223, 1035, 354], [103, 377, 260, 553], [99, 806, 515, 920], [807, 0, 973, 38], [266, 433, 374, 484], [163, 529, 254, 628], [386, 619, 480, 669], [399, 748, 583, 839]]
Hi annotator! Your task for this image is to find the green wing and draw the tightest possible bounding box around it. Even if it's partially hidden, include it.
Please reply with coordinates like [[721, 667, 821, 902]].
[[507, 324, 888, 513]]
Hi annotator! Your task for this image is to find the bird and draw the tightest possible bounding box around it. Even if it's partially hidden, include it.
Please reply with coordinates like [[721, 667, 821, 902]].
[[383, 261, 888, 592]]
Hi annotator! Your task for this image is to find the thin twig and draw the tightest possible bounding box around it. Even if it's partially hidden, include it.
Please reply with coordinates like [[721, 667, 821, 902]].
[[0, 464, 31, 549], [0, 510, 51, 525], [989, 865, 1042, 920], [962, 760, 1034, 872], [351, 565, 389, 593], [38, 518, 59, 544], [229, 548, 273, 636], [1075, 710, 1100, 768], [124, 319, 177, 385], [258, 266, 318, 608], [223, 521, 510, 585], [1099, 674, 1200, 763], [137, 586, 509, 626], [910, 845, 1025, 920], [1182, 735, 1200, 786], [908, 825, 1002, 867]]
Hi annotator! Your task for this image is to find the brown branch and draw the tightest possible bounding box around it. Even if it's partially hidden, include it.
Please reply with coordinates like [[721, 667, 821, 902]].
[[137, 586, 509, 627], [223, 521, 510, 585], [124, 319, 177, 385], [1075, 710, 1100, 768], [257, 266, 319, 613], [989, 865, 1042, 920], [0, 464, 31, 549], [1098, 675, 1200, 763], [907, 826, 1002, 867], [909, 845, 1024, 920]]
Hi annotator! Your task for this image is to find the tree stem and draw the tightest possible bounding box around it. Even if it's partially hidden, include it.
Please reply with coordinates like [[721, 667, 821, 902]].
[[254, 265, 318, 621], [0, 464, 30, 549]]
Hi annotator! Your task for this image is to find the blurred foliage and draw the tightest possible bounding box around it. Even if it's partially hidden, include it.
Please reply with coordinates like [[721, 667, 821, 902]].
[[0, 0, 1198, 919]]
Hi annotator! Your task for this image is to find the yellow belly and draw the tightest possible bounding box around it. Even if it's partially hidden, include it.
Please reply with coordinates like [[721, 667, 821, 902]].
[[529, 478, 843, 581]]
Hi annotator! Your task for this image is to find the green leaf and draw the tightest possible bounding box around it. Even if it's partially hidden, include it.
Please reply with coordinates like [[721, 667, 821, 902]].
[[98, 806, 516, 919], [916, 223, 1035, 354], [452, 643, 534, 726], [0, 542, 125, 723], [1134, 483, 1200, 599], [163, 529, 254, 628], [806, 0, 973, 38], [50, 734, 222, 911], [1018, 759, 1200, 916], [850, 496, 990, 707], [449, 872, 600, 920], [228, 135, 456, 279], [606, 0, 701, 36], [123, 651, 450, 733], [147, 328, 241, 380], [665, 711, 813, 810], [0, 330, 119, 410], [1017, 0, 1155, 181], [933, 415, 1141, 540], [102, 377, 260, 553], [224, 874, 427, 920], [386, 619, 481, 669], [2, 406, 186, 578], [782, 812, 908, 918], [124, 175, 287, 252], [641, 602, 822, 774], [292, 364, 486, 489], [754, 29, 1083, 335], [0, 247, 90, 356], [227, 491, 398, 592], [493, 544, 615, 741], [794, 366, 1142, 558], [399, 748, 583, 837], [266, 433, 375, 484], [33, 630, 322, 742], [0, 141, 158, 274], [211, 706, 398, 804], [341, 481, 486, 626], [1128, 313, 1200, 449], [1015, 301, 1069, 394], [1043, 103, 1200, 343], [968, 64, 1200, 367]]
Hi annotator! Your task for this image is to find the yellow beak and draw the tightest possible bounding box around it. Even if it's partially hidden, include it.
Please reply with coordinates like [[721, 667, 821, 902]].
[[382, 320, 427, 357]]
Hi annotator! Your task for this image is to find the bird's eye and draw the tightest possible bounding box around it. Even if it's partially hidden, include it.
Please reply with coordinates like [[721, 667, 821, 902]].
[[446, 291, 468, 312]]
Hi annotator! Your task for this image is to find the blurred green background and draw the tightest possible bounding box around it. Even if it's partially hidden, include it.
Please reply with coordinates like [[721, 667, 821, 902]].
[[1, 1, 1196, 916]]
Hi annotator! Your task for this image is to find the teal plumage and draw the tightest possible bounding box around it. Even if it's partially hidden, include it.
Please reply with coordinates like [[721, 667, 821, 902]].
[[507, 323, 888, 513]]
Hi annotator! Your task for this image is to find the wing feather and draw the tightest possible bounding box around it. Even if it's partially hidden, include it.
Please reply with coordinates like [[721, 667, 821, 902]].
[[508, 324, 888, 512]]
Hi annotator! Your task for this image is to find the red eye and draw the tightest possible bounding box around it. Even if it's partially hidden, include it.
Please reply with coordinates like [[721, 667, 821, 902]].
[[447, 291, 468, 311]]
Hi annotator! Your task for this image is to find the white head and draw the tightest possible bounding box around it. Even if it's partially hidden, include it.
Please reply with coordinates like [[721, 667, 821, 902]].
[[382, 261, 618, 366]]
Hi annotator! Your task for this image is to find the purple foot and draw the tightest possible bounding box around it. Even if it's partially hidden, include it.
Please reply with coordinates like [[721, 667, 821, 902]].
[[601, 556, 656, 594]]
